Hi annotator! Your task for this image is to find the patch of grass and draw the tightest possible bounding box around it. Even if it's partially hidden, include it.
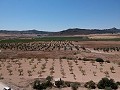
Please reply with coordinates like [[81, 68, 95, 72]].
[[0, 36, 120, 43]]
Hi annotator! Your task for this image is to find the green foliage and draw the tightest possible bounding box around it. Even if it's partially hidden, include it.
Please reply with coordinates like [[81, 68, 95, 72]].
[[33, 79, 41, 89], [45, 80, 53, 88], [33, 79, 53, 90], [105, 60, 110, 63], [116, 81, 120, 85], [55, 79, 64, 88], [96, 58, 104, 62], [64, 81, 71, 87], [71, 82, 79, 90], [46, 76, 53, 82], [104, 87, 113, 90], [97, 77, 118, 89], [60, 57, 67, 59], [84, 80, 96, 89]]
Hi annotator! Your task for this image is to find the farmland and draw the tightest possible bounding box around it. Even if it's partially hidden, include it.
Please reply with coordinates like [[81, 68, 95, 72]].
[[0, 34, 120, 43], [0, 34, 120, 90]]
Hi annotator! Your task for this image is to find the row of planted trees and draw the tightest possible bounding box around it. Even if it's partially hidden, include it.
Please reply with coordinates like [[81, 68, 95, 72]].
[[0, 41, 81, 51], [94, 47, 120, 52], [0, 58, 119, 80]]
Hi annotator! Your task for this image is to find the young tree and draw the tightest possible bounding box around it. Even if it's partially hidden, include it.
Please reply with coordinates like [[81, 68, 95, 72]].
[[93, 71, 97, 76], [27, 70, 32, 76], [110, 66, 115, 73], [18, 69, 23, 76], [81, 70, 86, 75], [104, 71, 109, 77]]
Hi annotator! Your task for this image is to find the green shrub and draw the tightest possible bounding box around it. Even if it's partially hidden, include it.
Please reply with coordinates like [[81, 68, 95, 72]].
[[46, 76, 53, 81], [84, 80, 96, 89], [33, 79, 40, 89], [96, 58, 104, 62], [55, 79, 64, 88], [71, 82, 79, 90], [83, 58, 90, 61], [33, 78, 53, 89], [61, 57, 67, 59], [105, 60, 110, 63], [116, 81, 120, 85], [45, 80, 53, 88], [78, 58, 81, 60], [97, 77, 118, 89], [64, 81, 71, 87], [105, 87, 113, 90]]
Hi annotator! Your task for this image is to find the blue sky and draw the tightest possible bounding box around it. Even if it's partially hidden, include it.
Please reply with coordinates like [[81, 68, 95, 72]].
[[0, 0, 120, 31]]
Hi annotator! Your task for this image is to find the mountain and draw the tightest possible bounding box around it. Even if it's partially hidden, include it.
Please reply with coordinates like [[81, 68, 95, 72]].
[[56, 27, 120, 35], [0, 29, 52, 34], [0, 28, 120, 36]]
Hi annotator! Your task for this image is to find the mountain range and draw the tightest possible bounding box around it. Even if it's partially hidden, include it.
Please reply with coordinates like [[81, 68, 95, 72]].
[[0, 27, 120, 36]]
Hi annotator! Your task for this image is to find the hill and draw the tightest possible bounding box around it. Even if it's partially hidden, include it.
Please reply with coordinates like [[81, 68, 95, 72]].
[[56, 27, 120, 35], [0, 27, 120, 36]]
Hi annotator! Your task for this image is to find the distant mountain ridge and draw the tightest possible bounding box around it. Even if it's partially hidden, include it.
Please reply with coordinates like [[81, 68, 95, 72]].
[[0, 27, 120, 35], [0, 29, 51, 34], [57, 27, 120, 35]]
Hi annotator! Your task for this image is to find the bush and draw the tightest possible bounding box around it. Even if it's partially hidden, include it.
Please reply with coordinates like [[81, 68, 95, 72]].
[[78, 58, 81, 60], [106, 60, 110, 63], [84, 80, 96, 89], [60, 57, 67, 59], [97, 78, 110, 89], [96, 58, 104, 62], [111, 83, 118, 89], [33, 79, 40, 89], [83, 58, 90, 61], [55, 79, 64, 88], [45, 80, 53, 88], [97, 77, 118, 89], [46, 76, 53, 81], [33, 78, 53, 89], [105, 87, 113, 90], [116, 81, 120, 85], [71, 82, 79, 90], [64, 81, 71, 87]]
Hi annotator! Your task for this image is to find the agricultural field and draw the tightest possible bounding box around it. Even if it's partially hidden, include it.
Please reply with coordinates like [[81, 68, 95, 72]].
[[0, 35, 120, 90], [0, 58, 120, 89]]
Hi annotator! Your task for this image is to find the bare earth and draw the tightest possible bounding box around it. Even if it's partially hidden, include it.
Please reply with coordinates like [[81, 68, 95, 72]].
[[0, 40, 120, 90]]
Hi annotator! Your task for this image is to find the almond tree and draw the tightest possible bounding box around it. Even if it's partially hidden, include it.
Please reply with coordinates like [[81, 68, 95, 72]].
[[78, 66, 82, 71], [27, 70, 32, 76], [18, 69, 23, 76], [73, 74, 76, 80], [61, 71, 66, 78], [93, 71, 97, 76], [99, 62, 103, 66], [81, 70, 86, 75], [91, 61, 95, 66], [74, 60, 78, 65], [38, 71, 42, 77], [118, 62, 120, 67], [17, 62, 22, 68], [99, 68, 103, 72], [8, 69, 13, 75], [37, 58, 41, 64], [82, 61, 86, 65], [0, 73, 4, 79], [110, 66, 115, 73], [0, 64, 2, 70], [104, 71, 109, 77]]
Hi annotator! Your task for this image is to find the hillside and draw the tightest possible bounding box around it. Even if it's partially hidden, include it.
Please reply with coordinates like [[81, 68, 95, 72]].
[[0, 27, 120, 36], [57, 27, 120, 35]]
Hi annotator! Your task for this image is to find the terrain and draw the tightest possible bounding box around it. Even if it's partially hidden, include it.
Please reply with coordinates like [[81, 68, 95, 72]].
[[0, 29, 120, 90]]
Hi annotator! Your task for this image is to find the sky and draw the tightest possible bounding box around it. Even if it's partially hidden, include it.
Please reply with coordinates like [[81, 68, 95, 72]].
[[0, 0, 120, 31]]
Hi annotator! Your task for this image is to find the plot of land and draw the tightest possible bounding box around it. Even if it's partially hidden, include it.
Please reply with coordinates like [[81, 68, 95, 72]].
[[0, 58, 120, 89]]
